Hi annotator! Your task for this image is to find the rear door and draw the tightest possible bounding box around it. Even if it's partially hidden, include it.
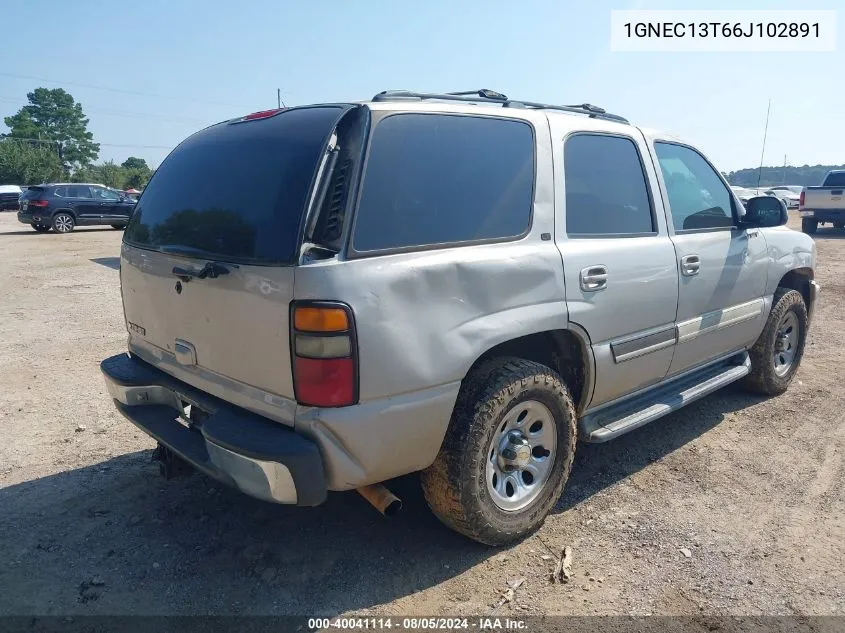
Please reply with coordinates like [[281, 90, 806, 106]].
[[120, 105, 353, 409], [69, 185, 98, 218], [552, 121, 680, 409]]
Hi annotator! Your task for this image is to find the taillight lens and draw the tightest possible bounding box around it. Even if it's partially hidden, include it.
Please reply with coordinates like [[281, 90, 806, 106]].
[[291, 303, 357, 407], [29, 200, 48, 207], [799, 191, 805, 208]]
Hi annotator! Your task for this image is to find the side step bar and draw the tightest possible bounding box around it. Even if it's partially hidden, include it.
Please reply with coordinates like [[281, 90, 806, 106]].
[[580, 353, 751, 443]]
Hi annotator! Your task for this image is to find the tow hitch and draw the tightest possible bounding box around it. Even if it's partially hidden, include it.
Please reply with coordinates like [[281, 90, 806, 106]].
[[151, 443, 194, 480]]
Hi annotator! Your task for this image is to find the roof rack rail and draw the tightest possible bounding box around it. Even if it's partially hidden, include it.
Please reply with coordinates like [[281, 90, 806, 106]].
[[371, 89, 629, 124]]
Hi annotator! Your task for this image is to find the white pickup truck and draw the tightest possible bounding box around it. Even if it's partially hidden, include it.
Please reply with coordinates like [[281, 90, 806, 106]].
[[800, 169, 845, 234]]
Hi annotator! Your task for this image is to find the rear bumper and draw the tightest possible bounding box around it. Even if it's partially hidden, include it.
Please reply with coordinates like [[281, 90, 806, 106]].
[[100, 353, 327, 506], [800, 209, 845, 222]]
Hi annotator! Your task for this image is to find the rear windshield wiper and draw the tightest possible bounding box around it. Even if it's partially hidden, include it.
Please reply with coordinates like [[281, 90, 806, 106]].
[[172, 261, 231, 282]]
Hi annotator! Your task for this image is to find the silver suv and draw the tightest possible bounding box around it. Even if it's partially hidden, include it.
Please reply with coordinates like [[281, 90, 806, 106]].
[[101, 90, 819, 545]]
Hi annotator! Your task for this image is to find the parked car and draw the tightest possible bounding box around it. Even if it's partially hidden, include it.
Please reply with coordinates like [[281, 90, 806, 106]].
[[0, 184, 22, 211], [764, 188, 800, 209], [17, 183, 136, 233], [768, 185, 804, 195], [100, 91, 818, 545], [800, 170, 845, 233]]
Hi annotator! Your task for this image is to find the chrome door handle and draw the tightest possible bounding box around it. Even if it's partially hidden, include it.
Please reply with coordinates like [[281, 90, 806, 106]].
[[580, 265, 608, 291], [680, 254, 700, 276]]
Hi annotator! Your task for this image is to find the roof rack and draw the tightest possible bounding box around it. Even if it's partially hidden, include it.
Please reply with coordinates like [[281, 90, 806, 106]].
[[371, 89, 629, 124]]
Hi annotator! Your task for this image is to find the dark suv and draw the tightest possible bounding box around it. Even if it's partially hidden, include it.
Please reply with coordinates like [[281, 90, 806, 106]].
[[18, 183, 136, 233]]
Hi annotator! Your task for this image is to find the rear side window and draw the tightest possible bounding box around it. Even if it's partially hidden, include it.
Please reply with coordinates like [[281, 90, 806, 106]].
[[823, 172, 845, 187], [68, 185, 92, 199], [352, 114, 534, 252], [124, 106, 349, 265], [53, 187, 68, 198], [564, 134, 654, 236]]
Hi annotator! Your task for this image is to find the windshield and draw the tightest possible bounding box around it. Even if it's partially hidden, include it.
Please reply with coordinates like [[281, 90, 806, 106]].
[[123, 106, 350, 265]]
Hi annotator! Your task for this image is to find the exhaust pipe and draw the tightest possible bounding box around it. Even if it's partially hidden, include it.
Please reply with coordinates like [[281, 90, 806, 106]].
[[357, 484, 402, 517]]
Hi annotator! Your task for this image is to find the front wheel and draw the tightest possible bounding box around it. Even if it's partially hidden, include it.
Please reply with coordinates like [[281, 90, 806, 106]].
[[31, 224, 50, 233], [52, 212, 75, 233], [742, 288, 807, 396], [421, 358, 577, 546]]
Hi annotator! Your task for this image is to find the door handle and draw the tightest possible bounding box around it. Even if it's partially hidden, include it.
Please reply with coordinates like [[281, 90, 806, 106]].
[[580, 265, 608, 291], [680, 254, 700, 276]]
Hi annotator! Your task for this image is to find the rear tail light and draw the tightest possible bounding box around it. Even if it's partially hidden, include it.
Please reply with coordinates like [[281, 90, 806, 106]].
[[291, 303, 357, 407], [29, 200, 48, 207], [799, 191, 805, 209]]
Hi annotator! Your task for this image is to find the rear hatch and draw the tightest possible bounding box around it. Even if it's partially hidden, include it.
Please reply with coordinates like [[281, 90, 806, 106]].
[[120, 105, 353, 412], [19, 186, 45, 211]]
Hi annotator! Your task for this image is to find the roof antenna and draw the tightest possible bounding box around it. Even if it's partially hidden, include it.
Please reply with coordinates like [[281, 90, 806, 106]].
[[756, 99, 771, 190]]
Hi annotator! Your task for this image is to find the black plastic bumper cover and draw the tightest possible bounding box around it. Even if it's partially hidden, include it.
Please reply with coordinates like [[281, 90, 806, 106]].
[[100, 353, 327, 506]]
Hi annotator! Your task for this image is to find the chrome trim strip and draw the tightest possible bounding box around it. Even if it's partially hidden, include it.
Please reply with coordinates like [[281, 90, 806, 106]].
[[676, 298, 764, 343], [611, 325, 677, 364]]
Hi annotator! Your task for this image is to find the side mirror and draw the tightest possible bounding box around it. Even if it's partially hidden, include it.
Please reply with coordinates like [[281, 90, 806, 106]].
[[742, 195, 787, 228]]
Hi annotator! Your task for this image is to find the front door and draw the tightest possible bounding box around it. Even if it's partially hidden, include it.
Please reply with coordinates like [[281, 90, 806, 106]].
[[91, 186, 123, 220], [650, 141, 768, 377], [553, 124, 680, 409]]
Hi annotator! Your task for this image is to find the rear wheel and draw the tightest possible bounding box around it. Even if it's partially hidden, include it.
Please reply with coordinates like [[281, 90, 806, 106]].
[[742, 288, 807, 396], [31, 224, 50, 233], [421, 358, 577, 546], [52, 212, 75, 233], [801, 218, 818, 234]]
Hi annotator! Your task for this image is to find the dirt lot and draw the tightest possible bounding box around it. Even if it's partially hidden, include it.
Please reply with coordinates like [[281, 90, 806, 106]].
[[0, 211, 843, 618]]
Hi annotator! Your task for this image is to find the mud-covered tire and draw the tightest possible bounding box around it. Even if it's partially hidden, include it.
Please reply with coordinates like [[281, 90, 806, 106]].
[[801, 218, 818, 234], [742, 288, 807, 396], [421, 358, 577, 546]]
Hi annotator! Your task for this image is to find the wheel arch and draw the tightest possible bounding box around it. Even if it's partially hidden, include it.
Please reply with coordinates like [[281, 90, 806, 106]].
[[777, 267, 814, 321], [52, 207, 77, 219], [464, 327, 595, 414]]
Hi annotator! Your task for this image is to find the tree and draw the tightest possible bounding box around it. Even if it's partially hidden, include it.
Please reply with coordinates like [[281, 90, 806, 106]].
[[0, 139, 64, 185], [121, 156, 149, 171], [3, 88, 99, 171], [121, 156, 151, 189]]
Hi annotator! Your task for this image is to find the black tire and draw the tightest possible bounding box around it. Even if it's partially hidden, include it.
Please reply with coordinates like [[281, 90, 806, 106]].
[[52, 212, 75, 233], [801, 218, 818, 234], [111, 224, 125, 230], [421, 358, 577, 546], [31, 224, 50, 233], [742, 288, 807, 396]]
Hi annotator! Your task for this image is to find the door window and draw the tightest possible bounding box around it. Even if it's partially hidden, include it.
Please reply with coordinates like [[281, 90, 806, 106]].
[[94, 188, 121, 201], [68, 185, 93, 199], [654, 142, 735, 231], [563, 134, 655, 236]]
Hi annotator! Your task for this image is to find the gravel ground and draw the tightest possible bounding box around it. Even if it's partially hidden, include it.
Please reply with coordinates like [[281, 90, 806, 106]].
[[0, 211, 843, 618]]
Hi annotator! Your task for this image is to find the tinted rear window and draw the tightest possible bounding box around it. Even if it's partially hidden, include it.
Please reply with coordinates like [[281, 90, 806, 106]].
[[352, 114, 534, 252], [124, 106, 348, 265], [21, 187, 45, 200], [823, 172, 845, 187]]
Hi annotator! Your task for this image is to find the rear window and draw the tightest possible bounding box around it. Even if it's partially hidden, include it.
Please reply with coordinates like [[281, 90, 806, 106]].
[[124, 106, 349, 265], [21, 187, 45, 200], [352, 113, 534, 253], [823, 172, 845, 187]]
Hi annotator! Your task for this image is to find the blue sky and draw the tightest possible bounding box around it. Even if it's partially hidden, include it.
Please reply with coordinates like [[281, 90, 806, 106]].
[[1, 0, 841, 172]]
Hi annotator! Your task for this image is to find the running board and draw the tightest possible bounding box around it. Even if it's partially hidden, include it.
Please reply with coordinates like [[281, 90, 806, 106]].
[[579, 353, 751, 443]]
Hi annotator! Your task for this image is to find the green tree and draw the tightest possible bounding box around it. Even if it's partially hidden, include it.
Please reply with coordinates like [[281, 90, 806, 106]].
[[121, 156, 151, 189], [121, 156, 149, 171], [3, 87, 99, 171], [0, 139, 64, 185]]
